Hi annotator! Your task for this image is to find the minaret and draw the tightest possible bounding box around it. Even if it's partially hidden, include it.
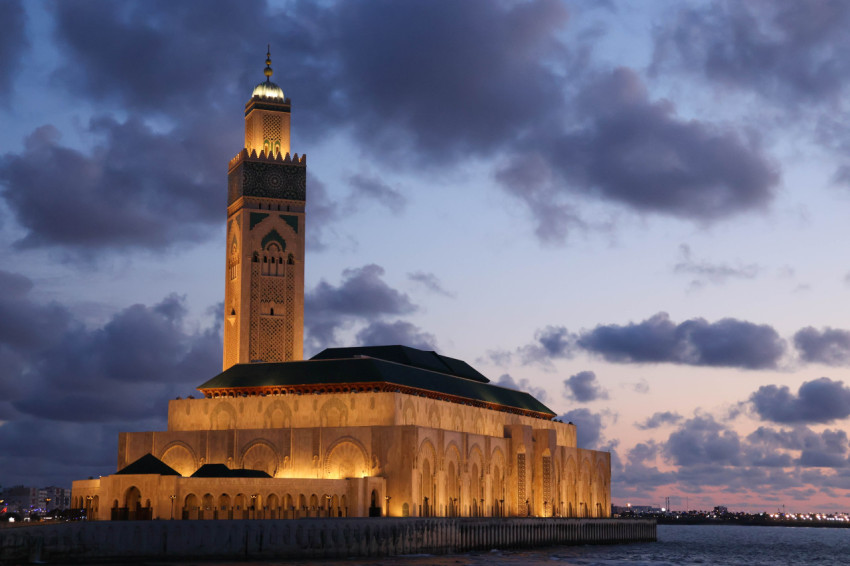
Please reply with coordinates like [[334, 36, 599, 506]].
[[223, 48, 306, 370]]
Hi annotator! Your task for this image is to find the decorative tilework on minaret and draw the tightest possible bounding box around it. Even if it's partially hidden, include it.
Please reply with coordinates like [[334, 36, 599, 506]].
[[223, 48, 306, 370]]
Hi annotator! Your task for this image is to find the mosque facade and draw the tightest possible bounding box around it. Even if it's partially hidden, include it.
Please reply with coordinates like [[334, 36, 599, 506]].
[[71, 52, 611, 521]]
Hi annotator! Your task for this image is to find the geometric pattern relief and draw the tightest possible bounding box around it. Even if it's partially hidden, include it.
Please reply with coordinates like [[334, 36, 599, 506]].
[[260, 317, 287, 362], [517, 454, 527, 516], [542, 456, 552, 511]]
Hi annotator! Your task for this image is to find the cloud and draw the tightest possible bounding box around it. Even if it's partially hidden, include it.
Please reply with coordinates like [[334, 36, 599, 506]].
[[304, 264, 419, 352], [563, 370, 608, 402], [354, 320, 436, 350], [305, 173, 341, 252], [577, 312, 785, 369], [794, 327, 850, 366], [636, 411, 683, 430], [750, 377, 850, 424], [745, 425, 849, 469], [664, 415, 742, 467], [558, 408, 604, 449], [652, 1, 850, 106], [0, 0, 26, 104], [0, 119, 222, 252], [50, 0, 269, 113], [497, 67, 779, 243], [9, 293, 220, 423], [496, 373, 548, 403], [519, 325, 575, 364], [674, 244, 760, 288], [408, 271, 454, 297], [347, 173, 406, 214], [0, 269, 220, 485]]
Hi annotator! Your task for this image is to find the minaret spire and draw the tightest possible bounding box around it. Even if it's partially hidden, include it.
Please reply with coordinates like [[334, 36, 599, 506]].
[[265, 45, 273, 82]]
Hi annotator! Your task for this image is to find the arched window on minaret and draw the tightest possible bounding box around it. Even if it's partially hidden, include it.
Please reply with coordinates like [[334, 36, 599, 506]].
[[253, 252, 259, 263], [288, 254, 294, 265]]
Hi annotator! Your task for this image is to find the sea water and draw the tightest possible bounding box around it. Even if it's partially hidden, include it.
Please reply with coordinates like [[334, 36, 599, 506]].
[[120, 524, 850, 566]]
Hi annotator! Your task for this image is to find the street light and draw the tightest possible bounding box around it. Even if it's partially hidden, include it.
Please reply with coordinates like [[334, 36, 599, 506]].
[[384, 495, 391, 517], [170, 495, 176, 520], [251, 494, 257, 519]]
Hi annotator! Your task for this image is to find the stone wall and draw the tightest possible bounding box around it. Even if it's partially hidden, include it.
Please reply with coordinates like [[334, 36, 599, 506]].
[[0, 517, 655, 563]]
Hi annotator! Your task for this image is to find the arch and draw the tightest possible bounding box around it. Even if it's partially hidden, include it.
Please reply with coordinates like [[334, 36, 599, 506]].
[[240, 439, 279, 476], [324, 437, 369, 478], [124, 486, 141, 509], [202, 493, 214, 512], [468, 444, 484, 472], [183, 493, 198, 510], [263, 399, 292, 428], [261, 229, 287, 252], [210, 402, 237, 430], [159, 441, 197, 476], [320, 397, 349, 427], [218, 493, 231, 510]]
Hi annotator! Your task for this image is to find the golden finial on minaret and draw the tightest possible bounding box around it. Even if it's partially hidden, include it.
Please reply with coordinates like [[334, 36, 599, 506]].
[[264, 44, 273, 81]]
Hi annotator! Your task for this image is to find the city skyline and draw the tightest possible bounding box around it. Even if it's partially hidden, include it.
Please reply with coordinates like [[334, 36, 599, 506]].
[[2, 0, 850, 513]]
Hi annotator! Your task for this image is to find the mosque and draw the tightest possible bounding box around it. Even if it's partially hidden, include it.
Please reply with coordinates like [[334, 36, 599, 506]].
[[71, 52, 611, 522]]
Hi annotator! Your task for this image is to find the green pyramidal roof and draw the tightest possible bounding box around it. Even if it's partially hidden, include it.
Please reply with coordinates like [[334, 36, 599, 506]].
[[198, 345, 554, 417]]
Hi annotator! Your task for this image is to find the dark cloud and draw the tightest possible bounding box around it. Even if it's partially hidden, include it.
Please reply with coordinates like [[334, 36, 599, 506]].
[[498, 68, 778, 243], [794, 327, 850, 366], [0, 0, 27, 103], [577, 312, 785, 369], [558, 408, 603, 449], [40, 0, 782, 254], [652, 1, 850, 105], [50, 0, 570, 159], [0, 270, 219, 484], [304, 264, 419, 352], [305, 173, 341, 252], [0, 119, 222, 252], [674, 244, 760, 288], [746, 425, 848, 469], [355, 320, 436, 351], [322, 0, 570, 163], [496, 373, 548, 403], [347, 173, 406, 214], [408, 272, 454, 298], [50, 0, 269, 113], [563, 370, 608, 402], [519, 325, 575, 364], [10, 292, 220, 423], [750, 377, 850, 424], [636, 411, 683, 430], [664, 415, 742, 467]]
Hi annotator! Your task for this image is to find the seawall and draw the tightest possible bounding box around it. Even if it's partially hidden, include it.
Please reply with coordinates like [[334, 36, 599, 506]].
[[1, 517, 656, 564]]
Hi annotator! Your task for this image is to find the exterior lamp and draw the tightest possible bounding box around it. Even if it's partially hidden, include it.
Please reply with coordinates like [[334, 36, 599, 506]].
[[170, 495, 176, 520], [384, 495, 391, 517]]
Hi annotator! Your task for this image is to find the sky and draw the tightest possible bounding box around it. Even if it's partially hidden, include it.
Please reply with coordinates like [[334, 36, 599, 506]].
[[1, 0, 850, 514]]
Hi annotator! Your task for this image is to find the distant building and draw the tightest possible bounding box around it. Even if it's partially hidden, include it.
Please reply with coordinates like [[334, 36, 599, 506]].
[[72, 50, 611, 521], [3, 486, 37, 514]]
